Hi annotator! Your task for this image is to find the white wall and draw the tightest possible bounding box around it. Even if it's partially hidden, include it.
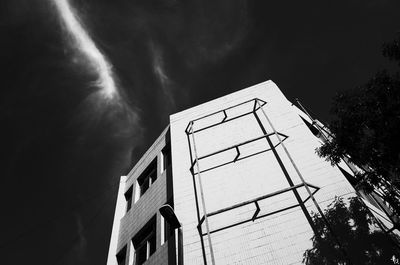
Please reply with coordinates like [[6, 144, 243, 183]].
[[107, 176, 127, 265], [170, 81, 356, 265]]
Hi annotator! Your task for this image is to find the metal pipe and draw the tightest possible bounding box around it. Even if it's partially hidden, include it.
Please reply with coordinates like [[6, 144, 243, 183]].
[[189, 121, 216, 265], [253, 110, 318, 234], [178, 226, 183, 265], [256, 99, 352, 264]]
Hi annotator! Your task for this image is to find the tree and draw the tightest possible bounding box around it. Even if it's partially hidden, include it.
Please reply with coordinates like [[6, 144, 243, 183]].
[[317, 34, 400, 221], [383, 34, 400, 66], [303, 196, 400, 265]]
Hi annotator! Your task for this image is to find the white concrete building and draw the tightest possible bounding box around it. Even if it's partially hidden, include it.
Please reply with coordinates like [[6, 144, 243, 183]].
[[107, 80, 397, 265]]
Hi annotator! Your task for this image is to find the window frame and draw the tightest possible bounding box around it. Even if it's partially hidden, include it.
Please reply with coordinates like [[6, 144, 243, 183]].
[[132, 216, 157, 265], [116, 245, 127, 265], [136, 159, 157, 200], [299, 116, 320, 137], [124, 186, 133, 213], [161, 144, 171, 173]]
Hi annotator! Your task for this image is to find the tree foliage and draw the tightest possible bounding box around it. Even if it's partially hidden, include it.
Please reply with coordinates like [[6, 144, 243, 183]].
[[303, 197, 400, 265], [383, 35, 400, 66], [317, 34, 400, 217]]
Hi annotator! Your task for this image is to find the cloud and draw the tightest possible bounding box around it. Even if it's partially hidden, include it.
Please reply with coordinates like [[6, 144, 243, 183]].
[[51, 0, 142, 141], [75, 213, 87, 249], [149, 40, 176, 108], [177, 0, 250, 68], [52, 0, 118, 100]]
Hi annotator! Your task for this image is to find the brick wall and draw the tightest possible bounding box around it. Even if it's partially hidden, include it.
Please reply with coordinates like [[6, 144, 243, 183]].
[[115, 126, 176, 264]]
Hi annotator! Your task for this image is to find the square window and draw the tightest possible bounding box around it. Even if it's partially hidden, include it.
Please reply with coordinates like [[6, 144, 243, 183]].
[[161, 202, 175, 245], [161, 145, 171, 172], [137, 159, 157, 198], [132, 216, 156, 265], [116, 245, 127, 265], [124, 186, 133, 212], [300, 116, 320, 137], [135, 243, 147, 265]]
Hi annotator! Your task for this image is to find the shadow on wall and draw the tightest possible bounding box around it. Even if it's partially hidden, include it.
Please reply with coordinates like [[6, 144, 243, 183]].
[[303, 197, 400, 265]]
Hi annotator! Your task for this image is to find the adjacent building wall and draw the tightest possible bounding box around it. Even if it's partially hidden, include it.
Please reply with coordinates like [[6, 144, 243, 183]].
[[107, 176, 127, 265], [108, 126, 174, 265]]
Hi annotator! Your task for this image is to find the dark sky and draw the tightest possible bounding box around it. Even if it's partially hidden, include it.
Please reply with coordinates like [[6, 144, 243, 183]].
[[1, 0, 399, 264]]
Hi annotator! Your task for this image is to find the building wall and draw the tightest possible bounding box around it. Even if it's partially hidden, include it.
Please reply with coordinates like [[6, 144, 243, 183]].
[[108, 126, 174, 265], [107, 176, 127, 265], [169, 80, 356, 264]]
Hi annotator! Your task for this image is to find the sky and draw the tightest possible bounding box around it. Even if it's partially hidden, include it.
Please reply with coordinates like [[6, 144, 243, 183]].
[[0, 0, 399, 264]]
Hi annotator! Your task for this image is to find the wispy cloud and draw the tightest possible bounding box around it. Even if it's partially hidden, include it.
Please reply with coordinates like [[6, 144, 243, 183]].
[[149, 40, 176, 108], [52, 0, 118, 100], [52, 0, 142, 141]]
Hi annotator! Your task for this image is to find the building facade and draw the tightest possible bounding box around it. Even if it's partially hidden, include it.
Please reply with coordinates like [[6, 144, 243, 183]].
[[107, 80, 398, 265]]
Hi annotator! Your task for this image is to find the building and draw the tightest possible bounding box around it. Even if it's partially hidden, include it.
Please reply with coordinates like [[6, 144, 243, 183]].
[[106, 80, 398, 265]]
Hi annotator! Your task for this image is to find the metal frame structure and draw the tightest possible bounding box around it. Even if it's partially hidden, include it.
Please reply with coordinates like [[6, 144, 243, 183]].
[[198, 182, 320, 236], [189, 132, 288, 175], [184, 98, 341, 264]]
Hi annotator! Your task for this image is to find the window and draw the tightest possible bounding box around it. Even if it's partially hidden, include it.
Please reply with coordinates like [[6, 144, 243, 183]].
[[132, 217, 156, 265], [161, 145, 171, 172], [338, 166, 358, 186], [137, 159, 157, 197], [124, 186, 133, 212], [161, 214, 174, 245], [116, 245, 127, 265], [299, 116, 320, 137]]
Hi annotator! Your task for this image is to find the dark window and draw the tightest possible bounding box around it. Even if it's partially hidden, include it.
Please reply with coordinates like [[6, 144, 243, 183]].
[[164, 217, 174, 242], [162, 145, 171, 172], [116, 245, 127, 265], [133, 217, 157, 265], [138, 159, 157, 197], [338, 166, 358, 187], [161, 201, 175, 244], [300, 116, 320, 137], [124, 186, 133, 212]]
